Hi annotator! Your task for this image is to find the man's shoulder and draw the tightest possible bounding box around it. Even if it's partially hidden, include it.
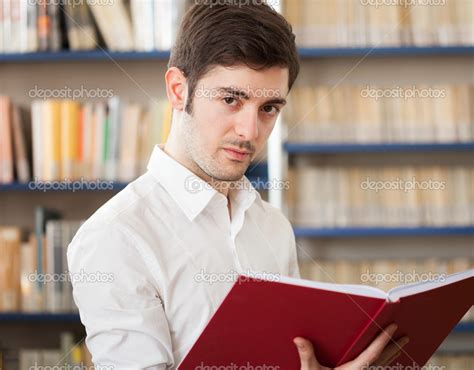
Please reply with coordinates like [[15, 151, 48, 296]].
[[74, 173, 161, 238]]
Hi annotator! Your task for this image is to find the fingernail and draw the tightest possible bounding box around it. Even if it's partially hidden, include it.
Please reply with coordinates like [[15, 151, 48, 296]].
[[294, 340, 305, 350]]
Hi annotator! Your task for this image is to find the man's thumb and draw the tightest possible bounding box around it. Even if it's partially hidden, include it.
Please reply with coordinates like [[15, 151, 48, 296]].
[[293, 337, 320, 370]]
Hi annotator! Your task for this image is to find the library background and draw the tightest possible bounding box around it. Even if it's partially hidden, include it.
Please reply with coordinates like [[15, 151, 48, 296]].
[[0, 0, 473, 368]]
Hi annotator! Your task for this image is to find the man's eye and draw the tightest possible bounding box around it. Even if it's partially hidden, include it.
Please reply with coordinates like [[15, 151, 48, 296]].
[[223, 97, 237, 105], [262, 105, 280, 115]]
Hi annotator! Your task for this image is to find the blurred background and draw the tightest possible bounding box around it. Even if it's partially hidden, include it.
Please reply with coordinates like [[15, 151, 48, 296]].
[[0, 0, 473, 368]]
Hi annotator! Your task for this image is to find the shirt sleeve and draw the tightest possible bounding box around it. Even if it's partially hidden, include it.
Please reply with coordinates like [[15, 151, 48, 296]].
[[67, 222, 174, 370]]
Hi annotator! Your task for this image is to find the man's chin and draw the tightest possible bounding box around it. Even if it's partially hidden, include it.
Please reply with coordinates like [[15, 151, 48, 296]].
[[209, 166, 248, 182]]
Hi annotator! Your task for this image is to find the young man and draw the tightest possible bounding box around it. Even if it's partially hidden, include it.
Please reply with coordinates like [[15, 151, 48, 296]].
[[68, 2, 408, 369]]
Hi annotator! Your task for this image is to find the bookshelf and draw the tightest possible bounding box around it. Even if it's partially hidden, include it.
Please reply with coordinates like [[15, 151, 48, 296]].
[[266, 9, 474, 362], [0, 163, 269, 192], [0, 313, 82, 323], [293, 226, 474, 238], [0, 46, 472, 64], [298, 46, 474, 58], [284, 142, 474, 154]]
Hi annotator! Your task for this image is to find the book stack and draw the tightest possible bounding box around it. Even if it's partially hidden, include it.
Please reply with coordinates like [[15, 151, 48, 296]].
[[0, 0, 189, 53], [298, 256, 474, 322], [428, 354, 474, 368], [284, 84, 474, 143], [288, 165, 474, 227], [283, 0, 474, 47], [0, 96, 172, 184], [14, 333, 92, 370], [0, 208, 84, 313]]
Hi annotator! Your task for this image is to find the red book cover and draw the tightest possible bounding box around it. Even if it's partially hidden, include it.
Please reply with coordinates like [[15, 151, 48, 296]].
[[178, 269, 473, 369]]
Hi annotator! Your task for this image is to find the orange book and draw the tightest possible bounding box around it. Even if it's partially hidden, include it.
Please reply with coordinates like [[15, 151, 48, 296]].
[[0, 227, 22, 311], [60, 100, 80, 180]]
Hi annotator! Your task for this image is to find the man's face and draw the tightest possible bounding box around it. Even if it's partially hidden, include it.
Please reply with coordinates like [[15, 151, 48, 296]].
[[180, 65, 289, 182]]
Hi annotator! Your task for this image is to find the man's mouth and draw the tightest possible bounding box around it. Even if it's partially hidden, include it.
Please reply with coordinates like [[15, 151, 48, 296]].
[[222, 147, 253, 161]]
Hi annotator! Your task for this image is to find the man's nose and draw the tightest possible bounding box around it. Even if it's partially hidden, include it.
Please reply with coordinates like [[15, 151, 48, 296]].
[[234, 107, 259, 141]]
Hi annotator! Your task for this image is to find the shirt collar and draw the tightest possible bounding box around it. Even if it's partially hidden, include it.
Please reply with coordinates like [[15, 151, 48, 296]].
[[146, 144, 263, 221]]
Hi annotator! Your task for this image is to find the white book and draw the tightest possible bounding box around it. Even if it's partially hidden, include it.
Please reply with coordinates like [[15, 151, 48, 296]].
[[31, 100, 44, 181], [131, 0, 154, 51]]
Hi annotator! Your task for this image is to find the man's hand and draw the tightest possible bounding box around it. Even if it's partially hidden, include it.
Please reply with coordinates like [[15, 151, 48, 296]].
[[293, 323, 410, 370]]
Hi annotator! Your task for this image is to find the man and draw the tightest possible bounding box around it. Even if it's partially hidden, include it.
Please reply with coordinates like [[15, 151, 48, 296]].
[[68, 2, 408, 369]]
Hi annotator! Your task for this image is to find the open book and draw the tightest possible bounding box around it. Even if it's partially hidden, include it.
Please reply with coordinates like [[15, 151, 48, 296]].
[[178, 269, 473, 369]]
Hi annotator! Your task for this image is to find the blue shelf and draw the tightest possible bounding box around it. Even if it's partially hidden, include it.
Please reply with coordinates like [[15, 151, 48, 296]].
[[293, 226, 474, 238], [0, 182, 129, 192], [0, 164, 268, 192], [0, 50, 171, 63], [0, 313, 472, 334], [0, 312, 81, 322], [0, 46, 472, 63], [298, 46, 474, 58], [284, 142, 474, 154], [453, 322, 474, 333]]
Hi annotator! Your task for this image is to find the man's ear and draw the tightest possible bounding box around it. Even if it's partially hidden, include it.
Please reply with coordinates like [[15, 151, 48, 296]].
[[165, 67, 188, 111]]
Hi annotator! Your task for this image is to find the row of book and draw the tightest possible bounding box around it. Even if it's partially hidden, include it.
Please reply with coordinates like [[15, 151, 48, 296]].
[[3, 333, 92, 370], [283, 0, 474, 47], [299, 257, 474, 322], [284, 84, 474, 143], [0, 209, 82, 313], [288, 166, 474, 227], [427, 354, 474, 368], [0, 0, 189, 53], [0, 96, 172, 184]]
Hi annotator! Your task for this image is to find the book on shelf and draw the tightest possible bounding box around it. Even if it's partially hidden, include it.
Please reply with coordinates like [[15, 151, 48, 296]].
[[428, 354, 474, 368], [179, 268, 473, 368], [0, 0, 190, 53], [0, 96, 172, 184], [0, 208, 83, 313], [283, 0, 474, 47], [287, 165, 474, 228], [284, 84, 474, 144], [13, 332, 93, 370]]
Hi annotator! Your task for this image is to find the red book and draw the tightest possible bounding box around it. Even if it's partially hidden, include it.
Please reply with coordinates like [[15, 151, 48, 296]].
[[178, 269, 474, 369]]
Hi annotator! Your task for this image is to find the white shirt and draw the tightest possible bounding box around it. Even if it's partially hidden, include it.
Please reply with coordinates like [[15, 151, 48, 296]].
[[67, 144, 300, 369]]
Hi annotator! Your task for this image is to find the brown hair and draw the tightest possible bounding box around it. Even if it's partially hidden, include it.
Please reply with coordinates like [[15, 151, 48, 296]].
[[168, 1, 300, 113]]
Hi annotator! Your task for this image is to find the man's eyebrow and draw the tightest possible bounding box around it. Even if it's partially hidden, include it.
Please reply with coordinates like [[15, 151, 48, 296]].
[[264, 98, 287, 106], [216, 87, 287, 105], [217, 87, 250, 99]]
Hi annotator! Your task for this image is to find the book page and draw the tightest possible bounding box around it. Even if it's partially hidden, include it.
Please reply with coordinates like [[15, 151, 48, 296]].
[[242, 272, 388, 300], [387, 268, 474, 302]]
